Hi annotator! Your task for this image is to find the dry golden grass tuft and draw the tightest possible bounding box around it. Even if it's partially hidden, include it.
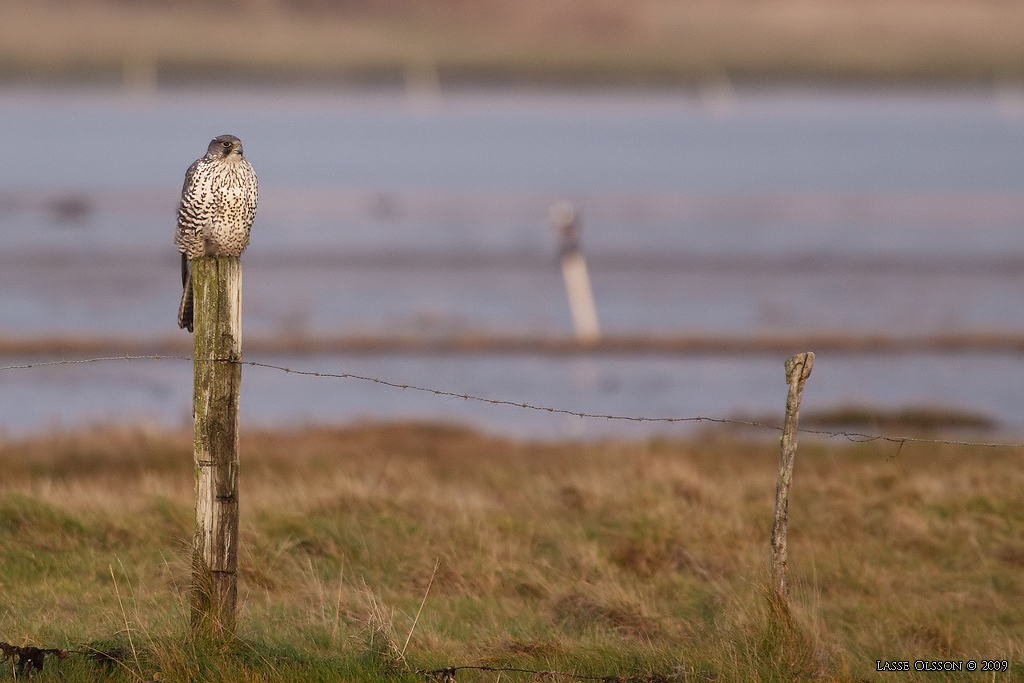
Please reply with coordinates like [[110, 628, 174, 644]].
[[0, 422, 1021, 681]]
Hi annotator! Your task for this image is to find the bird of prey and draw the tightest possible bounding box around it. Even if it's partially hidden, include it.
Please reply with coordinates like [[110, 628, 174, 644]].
[[174, 134, 258, 332]]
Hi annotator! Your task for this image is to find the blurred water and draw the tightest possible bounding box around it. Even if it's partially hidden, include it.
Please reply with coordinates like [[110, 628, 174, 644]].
[[1, 85, 1024, 438]]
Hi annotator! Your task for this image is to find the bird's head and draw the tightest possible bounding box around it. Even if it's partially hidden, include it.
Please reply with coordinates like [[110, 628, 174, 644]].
[[207, 135, 244, 159]]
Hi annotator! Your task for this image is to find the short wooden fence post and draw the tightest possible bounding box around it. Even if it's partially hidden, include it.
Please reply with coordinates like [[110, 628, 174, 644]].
[[770, 351, 814, 601], [190, 256, 242, 639]]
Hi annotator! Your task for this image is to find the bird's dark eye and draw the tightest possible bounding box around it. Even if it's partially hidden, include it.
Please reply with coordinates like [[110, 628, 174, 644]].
[[222, 141, 231, 147]]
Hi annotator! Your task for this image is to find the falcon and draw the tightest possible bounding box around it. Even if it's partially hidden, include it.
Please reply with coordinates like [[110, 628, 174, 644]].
[[174, 134, 258, 332]]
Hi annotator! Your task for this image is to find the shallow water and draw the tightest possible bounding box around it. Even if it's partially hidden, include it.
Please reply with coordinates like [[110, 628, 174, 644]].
[[1, 85, 1023, 438]]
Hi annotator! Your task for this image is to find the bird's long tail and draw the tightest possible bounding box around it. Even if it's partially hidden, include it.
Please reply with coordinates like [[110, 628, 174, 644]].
[[178, 253, 194, 333]]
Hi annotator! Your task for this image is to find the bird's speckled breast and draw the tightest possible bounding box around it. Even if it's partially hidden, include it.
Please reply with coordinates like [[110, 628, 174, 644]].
[[175, 155, 258, 259]]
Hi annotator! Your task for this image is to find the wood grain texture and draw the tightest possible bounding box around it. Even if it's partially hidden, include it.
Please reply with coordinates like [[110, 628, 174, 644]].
[[770, 351, 813, 601], [190, 256, 242, 639]]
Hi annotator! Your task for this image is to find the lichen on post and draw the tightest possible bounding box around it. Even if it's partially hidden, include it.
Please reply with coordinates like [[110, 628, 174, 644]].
[[190, 255, 242, 639]]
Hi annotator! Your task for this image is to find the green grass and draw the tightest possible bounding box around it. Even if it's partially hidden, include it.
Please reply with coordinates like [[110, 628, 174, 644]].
[[0, 423, 1022, 681]]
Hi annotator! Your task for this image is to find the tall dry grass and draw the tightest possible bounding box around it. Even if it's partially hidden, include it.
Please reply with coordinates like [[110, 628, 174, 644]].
[[0, 422, 1021, 681]]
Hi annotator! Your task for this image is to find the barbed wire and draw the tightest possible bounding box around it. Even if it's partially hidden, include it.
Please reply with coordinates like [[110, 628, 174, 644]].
[[2, 354, 1023, 449], [2, 639, 705, 681]]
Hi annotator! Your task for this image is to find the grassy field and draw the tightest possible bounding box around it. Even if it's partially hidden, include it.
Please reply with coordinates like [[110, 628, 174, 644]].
[[2, 0, 1024, 83], [0, 422, 1022, 681]]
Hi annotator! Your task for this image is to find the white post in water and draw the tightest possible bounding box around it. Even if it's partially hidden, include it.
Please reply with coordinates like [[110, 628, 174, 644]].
[[551, 201, 600, 344], [191, 256, 242, 639], [770, 351, 814, 601]]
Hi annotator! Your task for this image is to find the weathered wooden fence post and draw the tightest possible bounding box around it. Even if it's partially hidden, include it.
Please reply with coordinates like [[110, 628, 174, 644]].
[[190, 256, 242, 639], [551, 201, 600, 344], [770, 351, 814, 601]]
